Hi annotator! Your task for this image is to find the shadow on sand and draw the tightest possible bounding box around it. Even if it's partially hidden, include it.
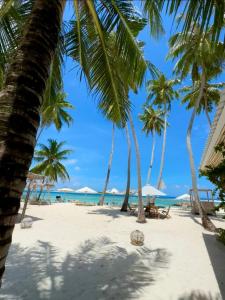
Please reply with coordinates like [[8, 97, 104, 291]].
[[178, 290, 221, 300], [1, 237, 170, 300], [15, 213, 43, 224], [87, 208, 131, 219], [202, 233, 225, 300]]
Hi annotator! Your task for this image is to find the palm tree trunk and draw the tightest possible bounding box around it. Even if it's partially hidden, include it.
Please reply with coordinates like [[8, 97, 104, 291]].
[[186, 71, 216, 232], [128, 112, 146, 223], [0, 0, 65, 283], [20, 180, 33, 222], [99, 124, 115, 205], [157, 104, 167, 189], [205, 99, 212, 127], [121, 124, 131, 211], [36, 125, 45, 143], [146, 130, 155, 185]]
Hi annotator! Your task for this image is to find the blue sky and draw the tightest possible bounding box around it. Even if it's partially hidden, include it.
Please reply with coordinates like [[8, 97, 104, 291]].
[[37, 4, 224, 196]]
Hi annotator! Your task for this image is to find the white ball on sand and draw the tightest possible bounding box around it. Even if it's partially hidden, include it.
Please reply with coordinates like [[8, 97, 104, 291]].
[[20, 217, 33, 229]]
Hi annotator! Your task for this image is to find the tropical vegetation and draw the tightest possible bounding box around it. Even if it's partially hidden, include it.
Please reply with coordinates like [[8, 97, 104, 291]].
[[139, 106, 164, 185], [1, 0, 225, 281], [31, 139, 72, 182], [146, 74, 179, 189]]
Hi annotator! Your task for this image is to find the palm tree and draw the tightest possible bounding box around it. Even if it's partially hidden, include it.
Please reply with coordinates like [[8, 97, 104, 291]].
[[121, 123, 131, 212], [99, 124, 115, 206], [37, 91, 74, 141], [0, 0, 151, 279], [0, 0, 65, 283], [180, 81, 225, 127], [168, 25, 224, 231], [146, 74, 179, 189], [139, 106, 164, 185], [31, 139, 72, 182], [128, 112, 146, 223]]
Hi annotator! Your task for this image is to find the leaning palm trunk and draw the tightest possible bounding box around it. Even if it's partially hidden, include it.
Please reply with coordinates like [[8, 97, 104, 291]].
[[157, 104, 167, 189], [146, 130, 155, 185], [186, 71, 216, 232], [99, 124, 115, 205], [205, 99, 212, 127], [0, 0, 65, 283], [20, 181, 32, 222], [121, 124, 131, 211], [128, 112, 146, 223]]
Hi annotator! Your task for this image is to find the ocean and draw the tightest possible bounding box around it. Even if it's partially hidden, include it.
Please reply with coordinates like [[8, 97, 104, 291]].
[[23, 191, 187, 207]]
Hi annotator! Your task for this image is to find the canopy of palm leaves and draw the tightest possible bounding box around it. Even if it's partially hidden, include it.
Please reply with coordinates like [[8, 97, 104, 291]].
[[41, 91, 74, 130], [31, 139, 72, 182], [154, 0, 225, 42], [146, 74, 179, 110], [168, 25, 225, 81], [0, 0, 33, 87], [139, 106, 164, 135], [180, 81, 225, 114], [66, 0, 159, 126]]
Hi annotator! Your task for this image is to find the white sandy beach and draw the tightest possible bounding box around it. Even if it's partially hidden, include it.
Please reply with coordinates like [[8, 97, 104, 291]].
[[1, 203, 225, 300]]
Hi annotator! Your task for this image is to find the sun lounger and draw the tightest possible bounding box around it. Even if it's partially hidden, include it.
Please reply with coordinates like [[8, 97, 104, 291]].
[[128, 203, 137, 216], [159, 206, 171, 219]]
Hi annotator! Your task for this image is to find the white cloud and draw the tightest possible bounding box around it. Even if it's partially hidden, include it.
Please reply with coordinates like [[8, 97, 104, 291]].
[[75, 166, 80, 171], [175, 185, 181, 189], [65, 159, 78, 165]]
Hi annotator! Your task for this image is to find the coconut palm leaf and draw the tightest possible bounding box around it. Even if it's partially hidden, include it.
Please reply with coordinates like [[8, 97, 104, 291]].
[[139, 106, 165, 135], [158, 0, 225, 42], [66, 0, 151, 125], [31, 139, 72, 182]]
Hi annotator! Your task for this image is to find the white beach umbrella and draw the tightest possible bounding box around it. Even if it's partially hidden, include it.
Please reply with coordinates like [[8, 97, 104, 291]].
[[75, 187, 97, 194], [176, 193, 190, 201], [141, 185, 166, 196], [109, 188, 120, 194], [57, 188, 75, 192]]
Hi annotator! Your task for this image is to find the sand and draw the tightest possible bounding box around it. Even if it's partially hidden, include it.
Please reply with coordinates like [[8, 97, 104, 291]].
[[1, 203, 225, 300]]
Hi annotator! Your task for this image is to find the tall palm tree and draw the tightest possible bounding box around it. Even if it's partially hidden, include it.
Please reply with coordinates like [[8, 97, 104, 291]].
[[129, 112, 146, 223], [0, 0, 65, 283], [146, 74, 179, 189], [99, 124, 115, 206], [121, 123, 131, 212], [0, 0, 151, 279], [31, 139, 72, 182], [168, 25, 224, 231], [139, 106, 164, 185]]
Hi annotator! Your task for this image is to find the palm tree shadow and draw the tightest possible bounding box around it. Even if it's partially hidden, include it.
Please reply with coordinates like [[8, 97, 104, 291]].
[[202, 233, 225, 300], [15, 213, 43, 224], [178, 290, 221, 300], [1, 237, 170, 300], [88, 208, 131, 219]]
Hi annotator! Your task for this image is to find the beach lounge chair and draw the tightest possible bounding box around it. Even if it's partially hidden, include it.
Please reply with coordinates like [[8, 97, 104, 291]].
[[128, 203, 137, 216], [159, 206, 171, 219]]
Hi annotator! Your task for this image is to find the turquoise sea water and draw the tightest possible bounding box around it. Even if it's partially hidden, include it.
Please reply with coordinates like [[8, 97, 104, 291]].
[[24, 191, 185, 207]]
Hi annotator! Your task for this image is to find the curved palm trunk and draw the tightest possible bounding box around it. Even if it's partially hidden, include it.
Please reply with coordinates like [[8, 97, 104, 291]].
[[99, 124, 115, 206], [121, 124, 131, 211], [205, 99, 212, 127], [157, 104, 167, 189], [128, 112, 146, 223], [186, 72, 216, 232], [146, 130, 156, 185], [0, 0, 65, 283], [20, 180, 32, 221], [36, 125, 45, 143]]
